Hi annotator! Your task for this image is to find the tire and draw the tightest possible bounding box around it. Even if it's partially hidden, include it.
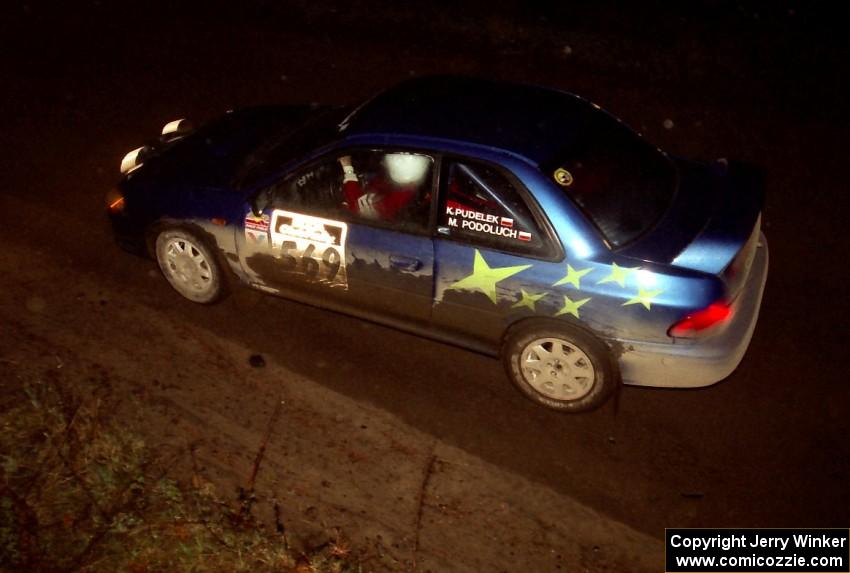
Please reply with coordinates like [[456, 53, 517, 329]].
[[503, 322, 618, 412], [154, 228, 224, 304]]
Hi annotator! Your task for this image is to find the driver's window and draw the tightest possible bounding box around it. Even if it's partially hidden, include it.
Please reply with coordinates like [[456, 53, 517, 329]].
[[260, 157, 342, 217], [257, 150, 434, 234], [337, 150, 434, 234]]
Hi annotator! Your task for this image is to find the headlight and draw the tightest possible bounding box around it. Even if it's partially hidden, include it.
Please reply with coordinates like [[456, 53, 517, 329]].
[[106, 188, 125, 213]]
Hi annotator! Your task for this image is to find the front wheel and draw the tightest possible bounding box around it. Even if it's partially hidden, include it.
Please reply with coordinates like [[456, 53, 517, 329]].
[[155, 229, 224, 304], [503, 322, 618, 412]]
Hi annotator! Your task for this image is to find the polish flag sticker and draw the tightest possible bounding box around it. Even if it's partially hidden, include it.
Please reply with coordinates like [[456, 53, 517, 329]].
[[500, 217, 514, 228], [518, 231, 532, 242]]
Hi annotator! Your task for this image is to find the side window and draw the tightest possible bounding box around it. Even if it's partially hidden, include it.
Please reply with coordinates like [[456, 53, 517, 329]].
[[256, 150, 434, 234], [260, 157, 343, 217], [338, 150, 434, 233], [439, 160, 547, 255]]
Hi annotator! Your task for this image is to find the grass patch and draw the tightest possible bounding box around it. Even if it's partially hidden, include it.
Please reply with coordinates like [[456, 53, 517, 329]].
[[0, 376, 356, 572]]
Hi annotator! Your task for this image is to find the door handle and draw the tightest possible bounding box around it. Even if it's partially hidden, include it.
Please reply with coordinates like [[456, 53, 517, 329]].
[[389, 255, 422, 272]]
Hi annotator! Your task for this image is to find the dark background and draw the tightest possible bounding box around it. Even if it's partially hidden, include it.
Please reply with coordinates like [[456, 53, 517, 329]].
[[2, 0, 849, 536]]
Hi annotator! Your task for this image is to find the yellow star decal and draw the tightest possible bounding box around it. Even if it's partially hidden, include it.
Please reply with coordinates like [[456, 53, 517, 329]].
[[552, 264, 592, 289], [512, 289, 546, 312], [554, 295, 591, 319], [623, 288, 664, 310], [448, 250, 531, 304], [597, 262, 638, 288]]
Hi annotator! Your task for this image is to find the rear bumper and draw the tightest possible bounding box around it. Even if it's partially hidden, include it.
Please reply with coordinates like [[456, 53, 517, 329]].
[[616, 233, 769, 388]]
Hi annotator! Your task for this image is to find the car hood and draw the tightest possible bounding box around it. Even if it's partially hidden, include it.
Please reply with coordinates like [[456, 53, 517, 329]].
[[620, 158, 764, 276], [128, 105, 319, 190]]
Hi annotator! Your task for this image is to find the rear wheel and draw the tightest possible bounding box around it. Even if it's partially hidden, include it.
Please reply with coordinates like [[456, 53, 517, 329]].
[[503, 322, 618, 412], [155, 229, 224, 304]]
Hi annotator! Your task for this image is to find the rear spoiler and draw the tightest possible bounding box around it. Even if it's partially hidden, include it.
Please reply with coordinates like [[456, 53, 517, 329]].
[[670, 159, 765, 275], [713, 158, 765, 212]]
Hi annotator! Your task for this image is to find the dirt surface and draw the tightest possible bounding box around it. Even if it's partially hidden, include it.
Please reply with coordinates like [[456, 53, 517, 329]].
[[0, 242, 661, 571], [2, 1, 850, 569]]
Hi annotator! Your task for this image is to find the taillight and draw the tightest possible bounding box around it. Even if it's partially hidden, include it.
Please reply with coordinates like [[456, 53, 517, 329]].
[[668, 302, 733, 338]]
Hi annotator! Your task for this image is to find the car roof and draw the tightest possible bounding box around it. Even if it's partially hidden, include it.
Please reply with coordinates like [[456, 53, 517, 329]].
[[343, 76, 595, 165]]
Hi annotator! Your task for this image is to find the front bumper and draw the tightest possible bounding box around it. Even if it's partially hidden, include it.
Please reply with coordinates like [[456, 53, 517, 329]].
[[108, 210, 148, 256], [616, 232, 769, 388]]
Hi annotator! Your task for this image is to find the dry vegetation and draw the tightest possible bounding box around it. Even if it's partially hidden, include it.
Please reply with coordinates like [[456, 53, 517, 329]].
[[0, 373, 356, 572]]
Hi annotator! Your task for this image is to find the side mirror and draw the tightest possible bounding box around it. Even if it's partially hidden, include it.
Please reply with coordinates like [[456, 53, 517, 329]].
[[249, 189, 269, 216], [250, 200, 262, 217]]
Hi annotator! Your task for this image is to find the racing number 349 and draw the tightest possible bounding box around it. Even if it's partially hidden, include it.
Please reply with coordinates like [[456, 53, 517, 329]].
[[278, 242, 342, 281]]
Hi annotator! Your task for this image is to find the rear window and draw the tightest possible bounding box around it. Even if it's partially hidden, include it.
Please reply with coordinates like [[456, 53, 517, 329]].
[[545, 110, 677, 248]]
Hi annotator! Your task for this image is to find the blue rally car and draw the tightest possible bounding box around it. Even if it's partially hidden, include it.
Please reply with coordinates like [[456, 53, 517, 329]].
[[107, 76, 768, 412]]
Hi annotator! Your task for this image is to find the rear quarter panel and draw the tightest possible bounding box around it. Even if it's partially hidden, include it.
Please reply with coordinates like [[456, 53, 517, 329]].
[[431, 152, 725, 352]]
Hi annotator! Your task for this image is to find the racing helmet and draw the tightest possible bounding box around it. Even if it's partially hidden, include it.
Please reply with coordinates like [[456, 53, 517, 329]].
[[383, 153, 430, 185]]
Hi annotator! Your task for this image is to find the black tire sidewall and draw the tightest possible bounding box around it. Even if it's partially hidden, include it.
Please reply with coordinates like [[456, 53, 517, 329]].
[[155, 229, 223, 304], [503, 322, 618, 412]]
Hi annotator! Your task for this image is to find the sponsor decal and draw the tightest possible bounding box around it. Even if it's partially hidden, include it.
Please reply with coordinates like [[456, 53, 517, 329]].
[[295, 169, 318, 188], [622, 287, 663, 310], [244, 212, 271, 245], [553, 167, 573, 187], [446, 205, 501, 224], [554, 295, 591, 318], [246, 230, 269, 245], [444, 249, 531, 304], [597, 262, 637, 288], [445, 202, 528, 241], [269, 209, 348, 287], [513, 289, 545, 312], [460, 219, 519, 239]]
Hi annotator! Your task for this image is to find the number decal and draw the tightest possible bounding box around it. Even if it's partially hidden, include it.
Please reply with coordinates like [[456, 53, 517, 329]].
[[322, 247, 341, 281], [278, 240, 335, 281], [279, 240, 298, 269], [301, 243, 319, 278], [269, 210, 348, 288]]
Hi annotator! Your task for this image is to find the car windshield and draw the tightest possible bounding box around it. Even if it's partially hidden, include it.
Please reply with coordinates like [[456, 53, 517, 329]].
[[234, 105, 352, 189], [544, 109, 677, 248]]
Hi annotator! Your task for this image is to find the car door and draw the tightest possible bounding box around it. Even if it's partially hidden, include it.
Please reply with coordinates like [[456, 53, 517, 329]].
[[236, 148, 436, 325], [432, 158, 557, 346]]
